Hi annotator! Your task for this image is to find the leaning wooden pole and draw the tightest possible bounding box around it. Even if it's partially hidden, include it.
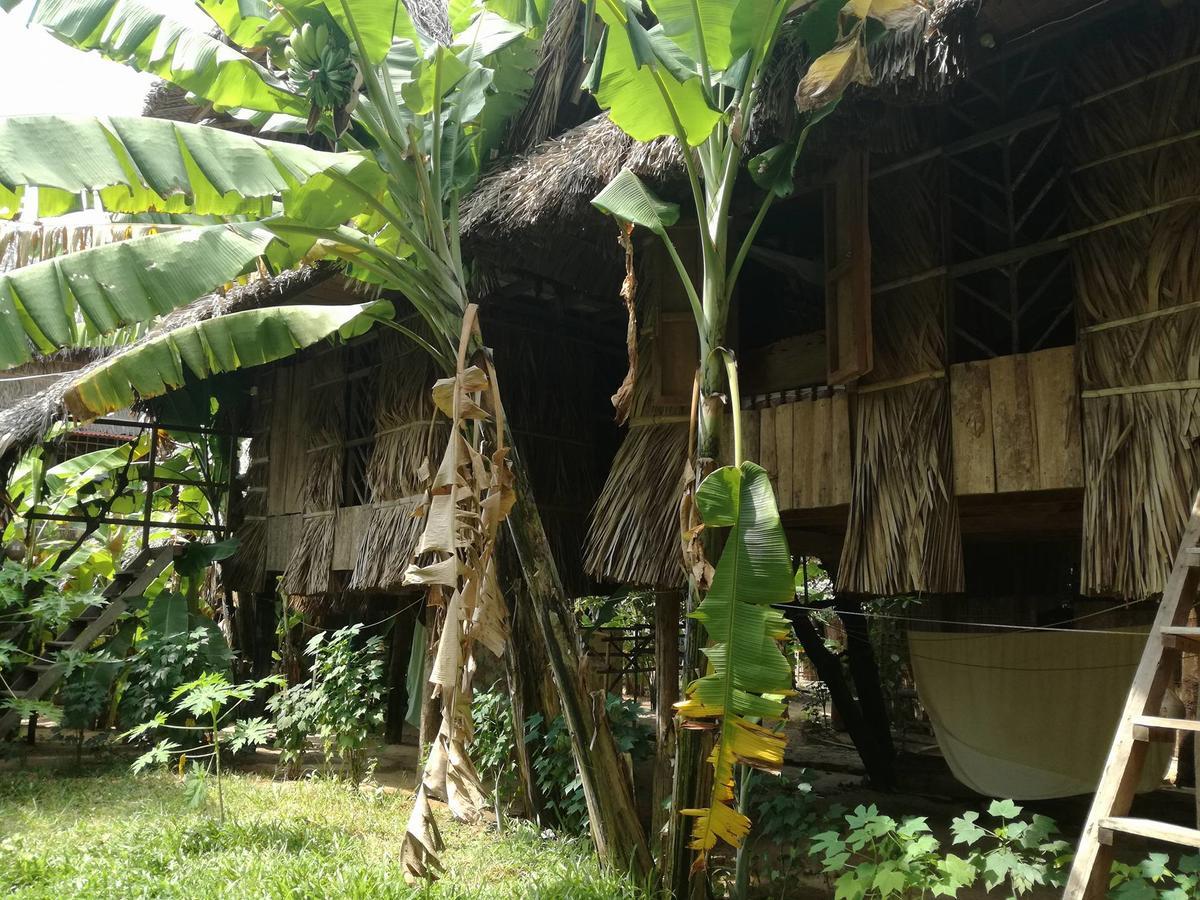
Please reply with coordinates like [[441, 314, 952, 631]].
[[504, 438, 653, 877]]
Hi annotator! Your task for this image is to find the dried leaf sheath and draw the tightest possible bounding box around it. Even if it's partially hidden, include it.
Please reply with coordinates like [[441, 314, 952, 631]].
[[675, 461, 795, 867], [401, 306, 516, 882]]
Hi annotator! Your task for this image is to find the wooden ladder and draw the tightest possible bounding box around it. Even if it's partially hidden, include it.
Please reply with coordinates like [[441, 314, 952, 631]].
[[0, 545, 178, 738], [1065, 492, 1200, 898]]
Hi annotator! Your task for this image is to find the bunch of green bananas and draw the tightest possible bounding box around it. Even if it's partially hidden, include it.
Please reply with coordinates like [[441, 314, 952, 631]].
[[284, 22, 359, 115]]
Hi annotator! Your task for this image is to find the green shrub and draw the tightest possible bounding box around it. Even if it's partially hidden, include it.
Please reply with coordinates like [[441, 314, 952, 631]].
[[472, 686, 653, 836], [810, 800, 1072, 898], [265, 624, 385, 782]]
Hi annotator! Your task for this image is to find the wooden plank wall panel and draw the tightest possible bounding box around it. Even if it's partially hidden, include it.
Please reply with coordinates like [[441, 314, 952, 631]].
[[812, 399, 833, 507], [282, 363, 310, 515], [759, 406, 778, 489], [949, 360, 996, 495], [774, 403, 795, 509], [830, 393, 852, 506], [741, 409, 760, 471], [989, 354, 1039, 493], [792, 401, 813, 509], [1028, 347, 1083, 489], [948, 346, 1081, 496], [267, 367, 292, 517]]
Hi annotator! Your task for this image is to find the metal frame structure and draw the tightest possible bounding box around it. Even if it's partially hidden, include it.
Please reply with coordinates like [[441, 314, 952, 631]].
[[22, 413, 247, 550]]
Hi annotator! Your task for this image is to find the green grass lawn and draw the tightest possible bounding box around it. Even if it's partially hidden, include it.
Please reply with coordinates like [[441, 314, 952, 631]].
[[0, 765, 655, 899]]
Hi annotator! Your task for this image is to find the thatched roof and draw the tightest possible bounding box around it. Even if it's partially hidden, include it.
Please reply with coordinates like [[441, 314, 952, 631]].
[[0, 266, 327, 479], [462, 0, 979, 263]]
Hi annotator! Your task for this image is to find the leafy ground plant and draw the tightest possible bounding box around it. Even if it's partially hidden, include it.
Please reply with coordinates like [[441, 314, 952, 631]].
[[1109, 853, 1200, 900], [126, 672, 281, 824], [263, 624, 385, 782], [811, 800, 1071, 898]]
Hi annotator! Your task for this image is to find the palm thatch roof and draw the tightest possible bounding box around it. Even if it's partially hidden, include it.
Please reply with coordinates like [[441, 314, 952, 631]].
[[462, 0, 979, 269], [0, 266, 327, 480]]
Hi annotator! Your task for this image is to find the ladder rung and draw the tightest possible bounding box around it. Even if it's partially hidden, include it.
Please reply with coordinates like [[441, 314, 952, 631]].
[[1098, 817, 1200, 849], [1133, 715, 1200, 742], [1186, 548, 1200, 566], [1162, 627, 1200, 653]]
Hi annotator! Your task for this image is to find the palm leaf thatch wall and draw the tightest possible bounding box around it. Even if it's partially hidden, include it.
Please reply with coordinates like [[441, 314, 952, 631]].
[[837, 164, 964, 595], [280, 349, 344, 603], [584, 246, 691, 588], [1072, 13, 1200, 599], [349, 329, 442, 593]]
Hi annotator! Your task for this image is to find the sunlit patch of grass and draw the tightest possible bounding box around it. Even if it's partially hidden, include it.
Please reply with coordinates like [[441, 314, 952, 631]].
[[0, 765, 656, 899]]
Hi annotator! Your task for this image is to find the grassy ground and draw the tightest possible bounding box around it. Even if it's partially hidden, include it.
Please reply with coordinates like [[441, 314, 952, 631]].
[[0, 764, 655, 899]]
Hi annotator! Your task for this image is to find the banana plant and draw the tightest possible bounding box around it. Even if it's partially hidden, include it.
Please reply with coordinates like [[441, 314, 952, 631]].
[[582, 0, 922, 889], [1, 0, 649, 877]]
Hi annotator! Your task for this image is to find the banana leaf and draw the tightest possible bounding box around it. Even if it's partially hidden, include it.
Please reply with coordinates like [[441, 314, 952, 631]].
[[676, 461, 795, 864], [28, 0, 306, 116], [0, 115, 384, 220], [587, 0, 719, 145], [0, 223, 307, 369], [62, 300, 393, 418]]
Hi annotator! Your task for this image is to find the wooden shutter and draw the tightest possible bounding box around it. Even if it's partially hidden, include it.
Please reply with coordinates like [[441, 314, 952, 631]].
[[824, 151, 873, 385]]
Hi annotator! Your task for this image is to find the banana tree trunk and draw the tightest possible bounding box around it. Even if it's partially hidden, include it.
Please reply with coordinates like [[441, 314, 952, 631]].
[[504, 582, 551, 822], [665, 263, 728, 898], [504, 437, 652, 878], [651, 588, 681, 852]]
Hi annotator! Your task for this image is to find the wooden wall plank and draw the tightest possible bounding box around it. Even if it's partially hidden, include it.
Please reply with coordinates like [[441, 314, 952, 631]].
[[265, 512, 298, 571], [989, 355, 1040, 493], [812, 398, 833, 507], [741, 408, 760, 467], [950, 360, 996, 495], [282, 363, 310, 514], [793, 399, 814, 509], [830, 393, 852, 506], [774, 403, 795, 510], [759, 406, 778, 491], [1029, 346, 1083, 490], [267, 367, 292, 517]]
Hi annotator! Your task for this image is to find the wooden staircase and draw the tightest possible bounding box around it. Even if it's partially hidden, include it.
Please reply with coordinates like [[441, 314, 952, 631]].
[[1065, 494, 1200, 897], [0, 545, 178, 738]]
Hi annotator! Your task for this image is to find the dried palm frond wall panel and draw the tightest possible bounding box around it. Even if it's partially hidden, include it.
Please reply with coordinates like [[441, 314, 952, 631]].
[[584, 243, 691, 588], [351, 329, 441, 593], [281, 348, 345, 598], [1071, 15, 1200, 598], [837, 163, 964, 595]]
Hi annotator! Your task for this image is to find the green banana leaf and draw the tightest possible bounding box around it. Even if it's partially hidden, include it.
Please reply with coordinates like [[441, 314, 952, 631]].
[[644, 0, 760, 72], [273, 0, 422, 63], [195, 0, 275, 47], [677, 461, 795, 864], [587, 0, 719, 145], [62, 300, 393, 418], [29, 0, 306, 117], [590, 168, 680, 238], [0, 223, 308, 369], [0, 115, 383, 220], [42, 435, 148, 497]]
